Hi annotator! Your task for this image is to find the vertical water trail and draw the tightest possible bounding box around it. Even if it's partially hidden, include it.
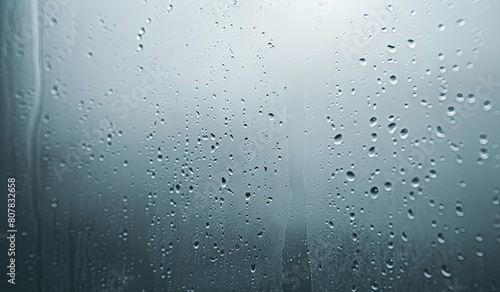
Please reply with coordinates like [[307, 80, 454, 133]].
[[281, 1, 314, 291], [27, 0, 44, 289]]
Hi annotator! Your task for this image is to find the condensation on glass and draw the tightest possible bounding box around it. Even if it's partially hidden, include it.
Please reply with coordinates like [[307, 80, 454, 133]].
[[1, 0, 499, 291]]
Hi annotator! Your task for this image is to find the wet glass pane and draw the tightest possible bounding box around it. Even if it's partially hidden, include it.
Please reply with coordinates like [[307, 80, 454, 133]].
[[1, 0, 499, 291]]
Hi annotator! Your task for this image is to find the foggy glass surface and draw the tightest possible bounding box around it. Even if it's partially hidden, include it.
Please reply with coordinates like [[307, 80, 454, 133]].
[[1, 0, 499, 291]]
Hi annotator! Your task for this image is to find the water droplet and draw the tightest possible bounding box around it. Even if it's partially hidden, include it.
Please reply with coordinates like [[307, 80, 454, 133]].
[[441, 265, 452, 278], [455, 201, 464, 217], [386, 45, 396, 53], [368, 146, 376, 157], [399, 128, 409, 139], [479, 134, 488, 145], [387, 123, 397, 134], [51, 198, 58, 208], [411, 177, 420, 188], [479, 148, 489, 159], [437, 233, 445, 244], [250, 262, 256, 273], [447, 106, 456, 117], [346, 171, 356, 182], [483, 100, 493, 111], [334, 133, 343, 145], [424, 269, 432, 279], [135, 44, 143, 53], [436, 126, 446, 138], [407, 39, 416, 48]]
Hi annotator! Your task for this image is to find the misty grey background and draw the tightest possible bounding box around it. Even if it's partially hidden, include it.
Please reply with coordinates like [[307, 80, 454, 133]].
[[1, 0, 500, 291]]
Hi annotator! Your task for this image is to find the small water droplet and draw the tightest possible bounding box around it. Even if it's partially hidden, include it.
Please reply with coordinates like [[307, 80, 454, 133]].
[[407, 39, 416, 48], [441, 265, 452, 278], [346, 171, 356, 182], [333, 133, 343, 145], [411, 177, 420, 188], [437, 233, 445, 244], [386, 45, 396, 53], [250, 262, 256, 273], [387, 123, 397, 134], [51, 198, 58, 208], [399, 128, 409, 139]]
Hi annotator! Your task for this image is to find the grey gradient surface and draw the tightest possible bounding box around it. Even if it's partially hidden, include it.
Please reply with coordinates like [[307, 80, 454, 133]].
[[1, 0, 500, 291]]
